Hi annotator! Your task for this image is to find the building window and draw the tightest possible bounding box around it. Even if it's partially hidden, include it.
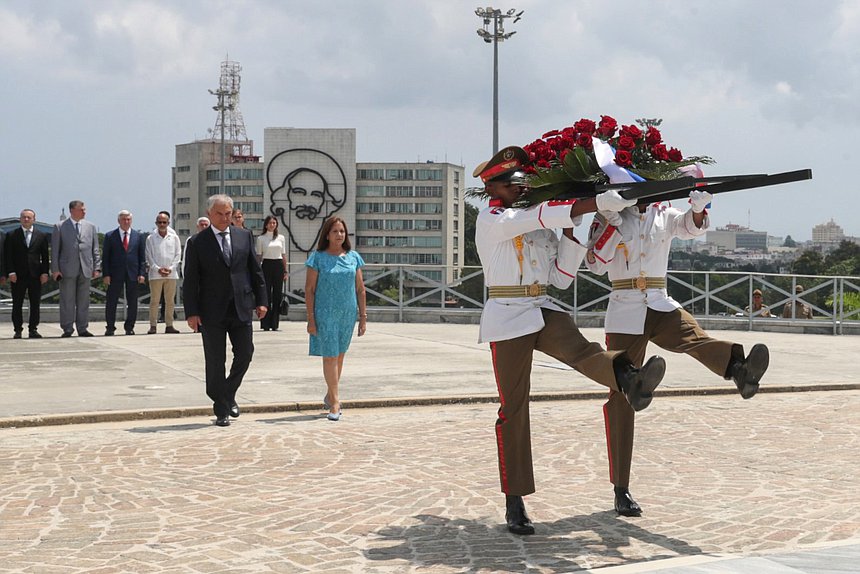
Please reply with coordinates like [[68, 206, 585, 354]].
[[357, 185, 385, 197], [453, 254, 459, 265], [357, 236, 384, 247], [206, 170, 220, 181], [454, 171, 460, 183], [176, 213, 191, 220], [242, 168, 263, 179], [453, 237, 458, 248], [415, 186, 442, 197], [386, 203, 414, 214], [176, 181, 191, 189], [386, 185, 413, 197], [453, 220, 459, 231], [385, 219, 413, 231], [206, 186, 220, 196], [385, 169, 413, 180], [235, 201, 262, 213], [177, 197, 191, 204], [177, 165, 191, 173], [242, 185, 263, 196], [356, 220, 384, 230], [414, 220, 442, 231], [225, 168, 242, 180], [416, 203, 442, 214], [364, 252, 384, 264], [356, 202, 383, 214], [453, 186, 459, 199], [453, 203, 459, 216], [357, 168, 384, 180], [415, 169, 442, 181]]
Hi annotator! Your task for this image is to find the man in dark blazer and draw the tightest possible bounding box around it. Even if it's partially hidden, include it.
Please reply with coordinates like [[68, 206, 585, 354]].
[[102, 210, 146, 336], [51, 200, 101, 337], [5, 209, 50, 339], [184, 195, 267, 427]]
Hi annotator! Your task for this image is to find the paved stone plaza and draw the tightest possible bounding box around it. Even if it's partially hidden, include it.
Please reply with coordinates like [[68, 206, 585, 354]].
[[0, 322, 858, 572]]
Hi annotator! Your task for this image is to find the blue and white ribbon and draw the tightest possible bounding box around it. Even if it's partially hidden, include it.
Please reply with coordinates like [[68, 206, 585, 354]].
[[592, 137, 644, 184]]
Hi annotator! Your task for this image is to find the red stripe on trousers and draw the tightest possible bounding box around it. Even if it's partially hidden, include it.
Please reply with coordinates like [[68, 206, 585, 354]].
[[603, 332, 615, 484], [490, 342, 510, 493]]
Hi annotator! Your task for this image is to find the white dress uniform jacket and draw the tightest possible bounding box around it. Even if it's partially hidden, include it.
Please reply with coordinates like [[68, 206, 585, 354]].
[[585, 203, 708, 335], [476, 201, 587, 343]]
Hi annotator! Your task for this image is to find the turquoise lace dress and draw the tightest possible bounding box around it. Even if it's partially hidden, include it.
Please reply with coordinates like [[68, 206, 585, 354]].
[[305, 250, 365, 357]]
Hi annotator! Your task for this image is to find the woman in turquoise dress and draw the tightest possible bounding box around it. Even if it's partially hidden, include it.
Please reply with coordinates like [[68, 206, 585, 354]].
[[304, 217, 367, 421]]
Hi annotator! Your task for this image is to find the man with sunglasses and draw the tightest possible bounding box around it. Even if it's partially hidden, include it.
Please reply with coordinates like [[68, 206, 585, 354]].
[[145, 211, 182, 334]]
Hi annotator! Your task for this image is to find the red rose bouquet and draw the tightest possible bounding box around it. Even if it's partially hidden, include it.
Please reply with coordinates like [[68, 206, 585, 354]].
[[517, 116, 713, 205]]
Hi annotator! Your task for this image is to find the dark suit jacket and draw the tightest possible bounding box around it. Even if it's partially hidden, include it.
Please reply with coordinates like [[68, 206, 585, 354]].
[[183, 226, 267, 324], [102, 228, 145, 281], [4, 227, 50, 280]]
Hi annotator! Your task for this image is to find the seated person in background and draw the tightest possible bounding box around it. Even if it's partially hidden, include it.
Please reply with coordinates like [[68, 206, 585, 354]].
[[744, 289, 772, 317], [782, 284, 813, 319]]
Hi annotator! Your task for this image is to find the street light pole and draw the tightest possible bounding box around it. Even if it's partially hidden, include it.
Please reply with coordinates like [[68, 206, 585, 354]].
[[476, 7, 523, 155]]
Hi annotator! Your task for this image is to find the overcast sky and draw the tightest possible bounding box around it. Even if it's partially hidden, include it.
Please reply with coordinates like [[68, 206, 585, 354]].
[[1, 0, 857, 241]]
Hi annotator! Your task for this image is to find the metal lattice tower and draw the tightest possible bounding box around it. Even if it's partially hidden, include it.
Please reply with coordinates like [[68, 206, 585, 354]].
[[209, 60, 248, 144]]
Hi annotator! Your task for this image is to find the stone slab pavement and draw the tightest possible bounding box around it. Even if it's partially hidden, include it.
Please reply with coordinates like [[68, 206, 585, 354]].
[[1, 321, 858, 572], [1, 391, 858, 573], [0, 321, 858, 425]]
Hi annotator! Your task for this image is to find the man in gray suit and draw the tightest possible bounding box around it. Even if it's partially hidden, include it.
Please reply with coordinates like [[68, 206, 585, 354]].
[[51, 200, 101, 337]]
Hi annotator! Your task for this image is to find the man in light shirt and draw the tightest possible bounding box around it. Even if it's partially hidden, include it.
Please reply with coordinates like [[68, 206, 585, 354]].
[[145, 211, 182, 334]]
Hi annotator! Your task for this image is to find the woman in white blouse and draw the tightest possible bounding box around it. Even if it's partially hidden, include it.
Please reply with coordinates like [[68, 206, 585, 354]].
[[255, 215, 289, 331]]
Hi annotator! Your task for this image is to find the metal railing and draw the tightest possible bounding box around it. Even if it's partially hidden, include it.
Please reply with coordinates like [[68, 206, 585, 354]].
[[2, 266, 859, 334]]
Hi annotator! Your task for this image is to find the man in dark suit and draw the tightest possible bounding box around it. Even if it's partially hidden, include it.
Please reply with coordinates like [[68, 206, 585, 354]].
[[102, 210, 146, 336], [52, 200, 101, 337], [184, 195, 267, 427], [5, 209, 50, 339]]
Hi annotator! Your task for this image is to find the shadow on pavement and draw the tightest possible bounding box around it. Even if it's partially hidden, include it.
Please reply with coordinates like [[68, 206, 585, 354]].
[[258, 414, 326, 424], [126, 423, 213, 433], [364, 512, 704, 572]]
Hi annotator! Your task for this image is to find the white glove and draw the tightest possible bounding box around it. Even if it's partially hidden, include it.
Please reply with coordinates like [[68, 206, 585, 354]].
[[598, 210, 622, 227], [595, 189, 636, 212], [689, 189, 713, 213], [571, 214, 583, 227]]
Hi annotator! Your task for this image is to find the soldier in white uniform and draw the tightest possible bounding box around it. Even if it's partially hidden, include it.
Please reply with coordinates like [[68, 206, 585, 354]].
[[474, 146, 668, 535], [585, 186, 769, 517]]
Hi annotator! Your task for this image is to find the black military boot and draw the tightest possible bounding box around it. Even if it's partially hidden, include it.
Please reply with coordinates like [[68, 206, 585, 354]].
[[727, 343, 769, 399], [614, 355, 666, 412], [505, 495, 535, 535], [614, 486, 642, 517]]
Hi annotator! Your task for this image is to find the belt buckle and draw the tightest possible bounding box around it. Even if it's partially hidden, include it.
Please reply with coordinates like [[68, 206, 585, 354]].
[[527, 283, 541, 297], [635, 276, 647, 290]]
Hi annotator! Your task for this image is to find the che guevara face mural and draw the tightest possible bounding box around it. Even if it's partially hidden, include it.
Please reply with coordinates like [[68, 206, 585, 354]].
[[267, 148, 347, 252]]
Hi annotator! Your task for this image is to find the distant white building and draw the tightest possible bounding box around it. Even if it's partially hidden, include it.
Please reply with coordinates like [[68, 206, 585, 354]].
[[705, 224, 768, 253], [812, 219, 844, 243]]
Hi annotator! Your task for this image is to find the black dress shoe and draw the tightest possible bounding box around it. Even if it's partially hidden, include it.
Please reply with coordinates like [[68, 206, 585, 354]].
[[78, 331, 94, 337], [105, 328, 115, 336], [13, 331, 22, 339], [614, 487, 642, 517], [125, 330, 135, 336], [61, 331, 73, 338], [215, 415, 231, 427], [728, 343, 769, 399], [229, 402, 240, 418], [28, 331, 42, 339], [505, 495, 535, 535], [614, 355, 666, 412]]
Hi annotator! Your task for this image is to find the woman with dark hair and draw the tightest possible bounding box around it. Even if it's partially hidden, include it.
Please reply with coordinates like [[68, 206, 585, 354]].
[[256, 215, 288, 331], [304, 217, 367, 421]]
